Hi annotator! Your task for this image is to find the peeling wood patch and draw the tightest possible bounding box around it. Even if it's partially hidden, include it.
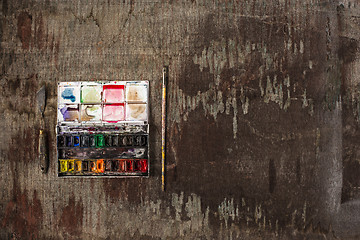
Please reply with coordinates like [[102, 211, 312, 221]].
[[1, 179, 43, 239], [17, 12, 32, 50], [58, 196, 84, 237]]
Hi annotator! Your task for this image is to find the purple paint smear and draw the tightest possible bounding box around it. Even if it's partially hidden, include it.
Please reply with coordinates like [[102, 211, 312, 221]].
[[60, 106, 78, 121]]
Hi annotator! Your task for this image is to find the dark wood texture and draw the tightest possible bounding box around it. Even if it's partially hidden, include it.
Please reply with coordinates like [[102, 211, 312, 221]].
[[1, 0, 360, 239]]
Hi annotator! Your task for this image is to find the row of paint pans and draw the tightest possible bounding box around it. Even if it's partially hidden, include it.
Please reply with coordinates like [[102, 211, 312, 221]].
[[58, 81, 149, 124], [57, 134, 148, 148], [58, 159, 148, 175], [58, 81, 148, 104]]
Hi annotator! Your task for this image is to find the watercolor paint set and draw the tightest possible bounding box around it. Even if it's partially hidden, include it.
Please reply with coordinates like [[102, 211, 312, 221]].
[[56, 81, 149, 177]]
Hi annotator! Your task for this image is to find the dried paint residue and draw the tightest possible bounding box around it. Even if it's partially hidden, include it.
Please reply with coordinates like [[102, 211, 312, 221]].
[[103, 104, 125, 122], [62, 88, 76, 102], [126, 103, 147, 121], [81, 85, 102, 103], [81, 105, 102, 122], [59, 86, 80, 104], [58, 105, 79, 122], [103, 85, 124, 103], [126, 84, 148, 102]]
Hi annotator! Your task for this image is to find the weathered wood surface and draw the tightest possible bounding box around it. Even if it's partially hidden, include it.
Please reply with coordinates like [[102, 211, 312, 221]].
[[1, 0, 360, 239]]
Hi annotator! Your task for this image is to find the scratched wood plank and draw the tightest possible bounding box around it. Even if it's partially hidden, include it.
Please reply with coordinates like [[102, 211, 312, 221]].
[[0, 0, 360, 239]]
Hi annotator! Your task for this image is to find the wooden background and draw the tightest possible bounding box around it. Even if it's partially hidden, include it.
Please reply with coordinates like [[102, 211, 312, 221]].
[[1, 0, 360, 239]]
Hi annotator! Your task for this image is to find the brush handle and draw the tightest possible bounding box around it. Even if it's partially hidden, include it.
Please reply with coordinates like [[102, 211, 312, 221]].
[[39, 129, 48, 173], [162, 66, 168, 192]]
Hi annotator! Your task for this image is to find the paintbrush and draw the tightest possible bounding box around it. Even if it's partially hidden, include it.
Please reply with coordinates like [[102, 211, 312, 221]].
[[37, 86, 48, 173], [162, 66, 168, 191]]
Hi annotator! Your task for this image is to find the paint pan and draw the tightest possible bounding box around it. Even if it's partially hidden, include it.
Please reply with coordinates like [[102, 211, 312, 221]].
[[58, 85, 80, 104], [80, 105, 102, 122], [105, 160, 112, 171], [58, 104, 80, 122], [141, 135, 147, 146], [103, 85, 125, 103], [75, 160, 82, 172], [118, 136, 124, 146], [96, 134, 104, 148], [105, 135, 112, 147], [68, 160, 75, 172], [66, 135, 73, 147], [122, 135, 133, 146], [111, 135, 118, 146], [89, 135, 96, 147], [60, 160, 68, 172], [90, 161, 97, 172], [112, 160, 120, 171], [140, 160, 148, 173], [119, 160, 126, 172], [57, 135, 66, 147], [126, 83, 148, 102], [133, 135, 147, 146], [81, 135, 89, 147], [82, 161, 89, 172], [81, 85, 102, 103], [133, 135, 141, 146], [126, 103, 147, 121], [134, 160, 141, 171], [103, 104, 125, 122], [73, 136, 80, 147], [126, 160, 133, 172], [96, 160, 105, 173]]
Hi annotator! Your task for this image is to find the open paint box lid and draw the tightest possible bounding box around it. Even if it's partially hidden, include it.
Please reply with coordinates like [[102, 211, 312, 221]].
[[57, 81, 149, 125]]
